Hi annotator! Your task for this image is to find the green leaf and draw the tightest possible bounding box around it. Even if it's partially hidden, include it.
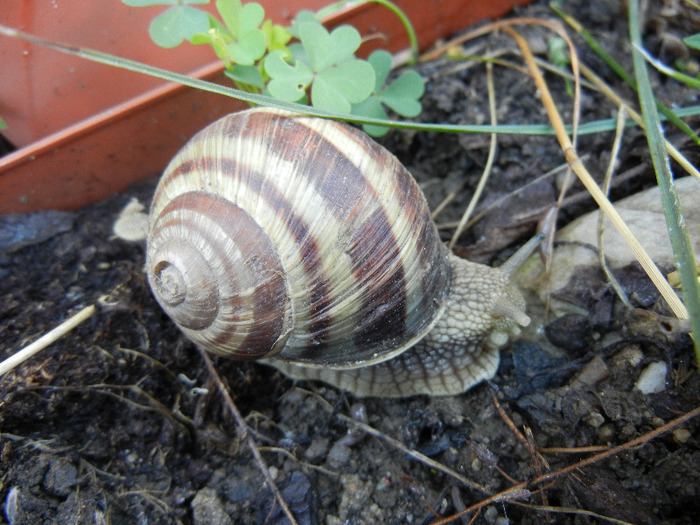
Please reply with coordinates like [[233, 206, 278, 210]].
[[264, 50, 313, 101], [299, 22, 361, 72], [213, 0, 266, 65], [311, 60, 375, 114], [0, 115, 6, 130], [378, 70, 424, 117], [547, 36, 569, 67], [224, 65, 264, 89], [288, 10, 317, 39], [148, 5, 211, 48], [216, 0, 264, 39], [367, 50, 392, 91], [684, 33, 700, 50], [225, 30, 266, 65]]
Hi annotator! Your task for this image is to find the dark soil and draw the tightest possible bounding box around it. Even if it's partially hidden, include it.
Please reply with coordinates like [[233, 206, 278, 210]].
[[1, 1, 699, 523]]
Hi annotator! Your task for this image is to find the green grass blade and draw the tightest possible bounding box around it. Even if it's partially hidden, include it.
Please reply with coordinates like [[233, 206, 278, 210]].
[[629, 0, 700, 367]]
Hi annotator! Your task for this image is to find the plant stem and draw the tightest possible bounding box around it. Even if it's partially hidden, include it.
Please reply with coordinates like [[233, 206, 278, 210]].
[[628, 0, 700, 367]]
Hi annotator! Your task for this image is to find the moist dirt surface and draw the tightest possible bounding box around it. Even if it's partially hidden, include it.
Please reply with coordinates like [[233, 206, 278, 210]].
[[1, 1, 699, 524]]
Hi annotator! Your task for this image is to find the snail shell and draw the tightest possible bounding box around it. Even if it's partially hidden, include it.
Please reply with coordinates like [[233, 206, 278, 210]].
[[146, 107, 531, 397]]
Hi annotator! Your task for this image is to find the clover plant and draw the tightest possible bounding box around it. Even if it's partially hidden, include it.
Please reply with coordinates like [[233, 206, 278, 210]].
[[122, 0, 423, 136]]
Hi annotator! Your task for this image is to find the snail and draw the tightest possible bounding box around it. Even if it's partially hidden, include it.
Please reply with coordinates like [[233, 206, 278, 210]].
[[146, 107, 536, 397]]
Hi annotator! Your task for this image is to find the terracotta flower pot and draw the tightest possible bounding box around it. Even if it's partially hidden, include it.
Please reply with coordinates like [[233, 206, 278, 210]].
[[0, 0, 532, 214]]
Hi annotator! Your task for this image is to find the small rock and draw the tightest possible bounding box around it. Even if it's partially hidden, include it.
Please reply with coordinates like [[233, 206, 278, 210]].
[[635, 361, 668, 394], [304, 437, 330, 463], [223, 477, 255, 504], [0, 210, 74, 253], [42, 460, 78, 498], [256, 472, 317, 525], [570, 356, 609, 389], [326, 442, 352, 469], [545, 314, 592, 354], [672, 428, 691, 444], [191, 488, 232, 525], [510, 341, 568, 394], [4, 487, 19, 525], [584, 411, 606, 428]]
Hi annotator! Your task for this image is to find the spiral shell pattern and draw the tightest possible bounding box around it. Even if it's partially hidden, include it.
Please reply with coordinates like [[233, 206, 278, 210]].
[[146, 107, 451, 368]]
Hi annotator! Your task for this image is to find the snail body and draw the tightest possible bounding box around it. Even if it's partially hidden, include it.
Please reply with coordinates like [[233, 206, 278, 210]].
[[146, 107, 531, 397]]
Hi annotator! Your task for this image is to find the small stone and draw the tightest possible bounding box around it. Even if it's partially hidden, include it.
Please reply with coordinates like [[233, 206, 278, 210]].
[[191, 488, 232, 525], [635, 361, 668, 394], [304, 437, 330, 463], [42, 460, 78, 498], [223, 477, 254, 504], [4, 487, 19, 525], [571, 356, 609, 389], [484, 506, 499, 524], [584, 411, 605, 428], [0, 210, 74, 253], [327, 442, 351, 469], [256, 472, 317, 525], [673, 428, 691, 444], [598, 423, 616, 442]]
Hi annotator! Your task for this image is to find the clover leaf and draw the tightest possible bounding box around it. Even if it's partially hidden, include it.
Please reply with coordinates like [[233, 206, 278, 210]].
[[141, 4, 211, 48], [684, 34, 700, 50], [122, 0, 211, 48], [285, 20, 375, 114], [352, 50, 424, 136], [264, 50, 313, 102], [212, 0, 266, 65]]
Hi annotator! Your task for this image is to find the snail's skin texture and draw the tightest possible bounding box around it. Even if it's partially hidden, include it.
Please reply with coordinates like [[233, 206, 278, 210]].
[[146, 107, 531, 398]]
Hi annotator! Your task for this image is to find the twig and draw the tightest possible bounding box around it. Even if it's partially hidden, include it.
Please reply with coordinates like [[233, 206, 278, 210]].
[[435, 405, 700, 524], [197, 349, 298, 525]]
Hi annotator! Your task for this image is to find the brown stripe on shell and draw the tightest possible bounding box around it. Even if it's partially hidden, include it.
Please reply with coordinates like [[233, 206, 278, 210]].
[[345, 207, 408, 349]]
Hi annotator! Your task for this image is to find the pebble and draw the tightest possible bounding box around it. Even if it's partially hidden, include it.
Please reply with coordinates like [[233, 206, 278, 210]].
[[673, 428, 691, 444], [327, 442, 352, 469], [304, 436, 330, 463], [256, 471, 317, 525], [42, 460, 78, 498], [191, 488, 232, 525], [635, 361, 668, 394]]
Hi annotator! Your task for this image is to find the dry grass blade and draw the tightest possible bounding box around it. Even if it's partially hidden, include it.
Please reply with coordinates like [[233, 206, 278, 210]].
[[597, 105, 632, 307], [449, 61, 498, 249], [0, 305, 96, 376], [505, 26, 689, 320]]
